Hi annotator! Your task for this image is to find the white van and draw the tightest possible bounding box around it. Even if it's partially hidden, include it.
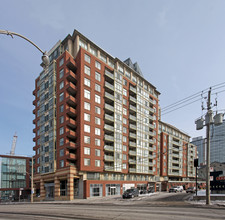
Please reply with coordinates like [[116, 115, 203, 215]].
[[176, 186, 183, 192]]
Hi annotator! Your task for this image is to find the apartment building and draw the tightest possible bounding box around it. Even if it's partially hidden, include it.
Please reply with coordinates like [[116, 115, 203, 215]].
[[32, 30, 160, 200], [0, 155, 31, 201], [158, 121, 197, 190], [191, 136, 206, 166]]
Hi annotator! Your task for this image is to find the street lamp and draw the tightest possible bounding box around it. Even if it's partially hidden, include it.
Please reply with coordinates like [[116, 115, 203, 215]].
[[0, 29, 49, 67]]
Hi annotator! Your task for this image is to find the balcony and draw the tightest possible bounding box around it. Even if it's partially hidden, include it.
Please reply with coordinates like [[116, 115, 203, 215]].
[[149, 154, 154, 159], [104, 165, 114, 171], [66, 130, 76, 140], [129, 86, 136, 94], [105, 92, 114, 101], [129, 150, 136, 156], [66, 57, 76, 72], [129, 96, 137, 104], [104, 145, 114, 152], [129, 132, 136, 139], [105, 114, 114, 122], [149, 131, 154, 136], [129, 141, 136, 148], [105, 134, 114, 142], [149, 139, 154, 144], [149, 162, 153, 166], [104, 155, 114, 161], [129, 159, 136, 164], [66, 95, 76, 107], [129, 124, 137, 131], [66, 82, 77, 96], [129, 115, 137, 122], [129, 104, 136, 112], [66, 153, 76, 161], [149, 123, 154, 129], [104, 103, 114, 112], [105, 81, 114, 91], [65, 141, 77, 150], [172, 166, 180, 170], [105, 70, 114, 79], [66, 70, 77, 84], [66, 118, 76, 129], [149, 115, 154, 121], [148, 170, 154, 175], [65, 106, 76, 119], [129, 168, 136, 173], [104, 124, 114, 132], [149, 107, 154, 113]]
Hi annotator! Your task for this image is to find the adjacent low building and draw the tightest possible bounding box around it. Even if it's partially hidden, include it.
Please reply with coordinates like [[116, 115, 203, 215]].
[[0, 155, 31, 201]]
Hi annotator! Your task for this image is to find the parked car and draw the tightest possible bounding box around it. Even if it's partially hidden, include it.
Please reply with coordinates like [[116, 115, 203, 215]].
[[186, 187, 196, 193], [176, 186, 184, 192], [169, 187, 178, 193], [122, 188, 139, 198]]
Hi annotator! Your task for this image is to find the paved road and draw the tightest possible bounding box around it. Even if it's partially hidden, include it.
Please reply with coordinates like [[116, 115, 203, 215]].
[[0, 193, 224, 220]]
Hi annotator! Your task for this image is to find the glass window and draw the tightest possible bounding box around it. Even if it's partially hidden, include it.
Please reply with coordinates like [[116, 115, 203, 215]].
[[59, 81, 64, 89], [84, 124, 90, 133], [84, 78, 91, 87], [123, 88, 127, 96], [79, 40, 87, 49], [95, 160, 100, 167], [84, 113, 91, 122], [60, 105, 64, 113], [59, 69, 64, 78], [84, 65, 91, 76], [95, 106, 101, 114], [123, 154, 127, 160], [95, 72, 101, 81], [60, 149, 64, 157], [123, 108, 127, 115], [95, 128, 100, 136], [123, 99, 127, 106], [95, 84, 101, 92], [95, 61, 101, 70], [95, 94, 101, 104], [95, 138, 100, 146], [85, 54, 91, 63], [60, 116, 64, 124], [84, 102, 90, 111], [59, 138, 64, 146], [59, 58, 64, 66], [90, 47, 97, 56], [95, 149, 101, 156], [123, 163, 127, 169], [84, 89, 90, 99], [59, 127, 64, 135], [84, 147, 90, 155], [123, 145, 127, 151], [95, 117, 101, 125], [84, 158, 90, 166], [59, 92, 64, 102], [60, 160, 64, 168], [84, 136, 90, 144], [123, 118, 127, 124], [90, 184, 102, 197]]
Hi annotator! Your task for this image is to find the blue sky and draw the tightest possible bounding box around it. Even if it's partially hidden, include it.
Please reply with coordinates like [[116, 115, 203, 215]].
[[1, 0, 225, 156]]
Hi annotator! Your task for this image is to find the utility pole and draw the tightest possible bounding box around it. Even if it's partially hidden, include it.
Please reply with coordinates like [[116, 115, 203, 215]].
[[206, 88, 211, 205], [31, 156, 34, 203]]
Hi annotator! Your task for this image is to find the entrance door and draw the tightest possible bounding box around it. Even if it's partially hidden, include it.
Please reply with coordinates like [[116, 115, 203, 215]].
[[110, 187, 116, 195], [44, 183, 54, 200]]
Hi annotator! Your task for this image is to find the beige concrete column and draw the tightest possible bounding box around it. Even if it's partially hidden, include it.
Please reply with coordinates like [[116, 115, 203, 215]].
[[67, 173, 74, 201], [40, 179, 45, 200], [54, 176, 60, 200]]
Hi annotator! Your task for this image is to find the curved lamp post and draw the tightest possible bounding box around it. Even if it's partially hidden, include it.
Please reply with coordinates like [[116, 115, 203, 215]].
[[0, 29, 49, 66]]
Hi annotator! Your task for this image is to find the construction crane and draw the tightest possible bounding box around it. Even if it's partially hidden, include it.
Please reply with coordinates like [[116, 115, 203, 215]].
[[10, 133, 18, 156]]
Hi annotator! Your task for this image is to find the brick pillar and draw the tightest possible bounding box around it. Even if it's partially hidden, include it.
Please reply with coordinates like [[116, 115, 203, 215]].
[[40, 179, 45, 200], [67, 174, 74, 201], [54, 177, 60, 200]]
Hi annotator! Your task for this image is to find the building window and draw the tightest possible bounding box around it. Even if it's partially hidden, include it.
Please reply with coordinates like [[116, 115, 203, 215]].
[[84, 102, 91, 111], [59, 58, 64, 66], [60, 116, 64, 124], [84, 147, 90, 155], [123, 99, 127, 106], [95, 149, 101, 157], [84, 113, 91, 122], [123, 108, 127, 115], [84, 136, 91, 144], [123, 127, 127, 134], [60, 149, 64, 157], [95, 72, 101, 81], [59, 127, 64, 135], [85, 54, 91, 63], [95, 84, 101, 92], [123, 88, 127, 96], [95, 128, 100, 136], [95, 160, 100, 167], [84, 158, 90, 166], [95, 117, 101, 125], [123, 136, 127, 143], [123, 118, 127, 124], [59, 81, 64, 90], [60, 160, 64, 168], [84, 124, 90, 133], [95, 138, 100, 146], [59, 138, 64, 146], [84, 78, 91, 87], [123, 154, 127, 160], [59, 92, 64, 102], [123, 145, 127, 151], [59, 69, 64, 78], [79, 40, 87, 49], [90, 47, 97, 56], [60, 105, 64, 113], [95, 61, 101, 70], [90, 184, 102, 197], [84, 65, 91, 76], [84, 89, 91, 99], [95, 106, 101, 114], [123, 163, 127, 169], [95, 94, 101, 104]]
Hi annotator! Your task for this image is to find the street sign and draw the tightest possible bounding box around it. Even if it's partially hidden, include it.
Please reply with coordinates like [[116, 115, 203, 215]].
[[216, 176, 225, 181], [210, 167, 214, 172], [210, 176, 214, 181]]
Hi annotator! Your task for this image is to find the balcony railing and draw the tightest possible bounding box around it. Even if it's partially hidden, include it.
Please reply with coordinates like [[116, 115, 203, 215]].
[[105, 92, 114, 101], [129, 150, 136, 156], [105, 70, 114, 79], [104, 124, 114, 131], [105, 134, 114, 142], [104, 155, 114, 161], [105, 103, 114, 112], [104, 145, 114, 151], [105, 81, 114, 90], [105, 114, 114, 121]]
